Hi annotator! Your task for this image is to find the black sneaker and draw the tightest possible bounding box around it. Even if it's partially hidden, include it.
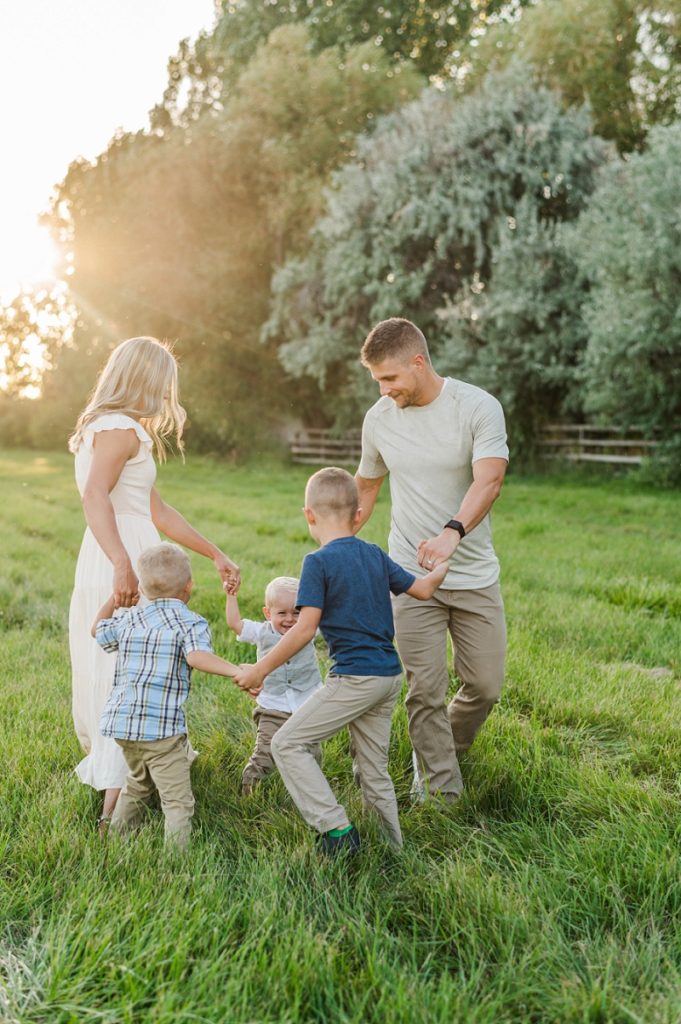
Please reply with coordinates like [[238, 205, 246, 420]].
[[317, 826, 361, 857]]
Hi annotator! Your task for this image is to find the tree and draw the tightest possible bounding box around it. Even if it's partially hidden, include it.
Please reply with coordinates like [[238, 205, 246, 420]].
[[437, 203, 590, 454], [464, 0, 681, 152], [571, 120, 681, 479], [0, 286, 69, 398], [266, 62, 610, 436], [0, 285, 74, 447], [46, 25, 421, 452], [152, 0, 531, 130]]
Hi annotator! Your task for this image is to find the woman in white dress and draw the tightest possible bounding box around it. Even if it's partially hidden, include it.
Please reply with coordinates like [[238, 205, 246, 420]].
[[69, 336, 239, 829]]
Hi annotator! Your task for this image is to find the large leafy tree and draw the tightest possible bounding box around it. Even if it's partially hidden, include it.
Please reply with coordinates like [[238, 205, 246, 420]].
[[153, 0, 530, 130], [0, 286, 74, 446], [266, 62, 610, 440], [464, 0, 681, 152], [46, 25, 420, 452], [0, 288, 67, 398], [571, 120, 681, 478], [437, 203, 591, 454]]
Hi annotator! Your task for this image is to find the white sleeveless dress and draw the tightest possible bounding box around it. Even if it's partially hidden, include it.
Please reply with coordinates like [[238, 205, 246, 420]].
[[69, 413, 160, 790]]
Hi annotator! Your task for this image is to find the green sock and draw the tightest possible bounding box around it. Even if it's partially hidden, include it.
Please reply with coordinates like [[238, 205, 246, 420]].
[[327, 824, 354, 838]]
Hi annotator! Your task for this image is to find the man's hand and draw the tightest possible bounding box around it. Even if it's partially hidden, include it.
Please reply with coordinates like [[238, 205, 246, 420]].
[[417, 457, 507, 571], [417, 530, 460, 570], [234, 664, 264, 697]]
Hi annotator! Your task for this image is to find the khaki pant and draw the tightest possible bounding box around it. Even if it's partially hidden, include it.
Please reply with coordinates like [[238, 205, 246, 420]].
[[110, 734, 195, 850], [242, 706, 321, 788], [271, 673, 403, 847], [393, 583, 506, 800]]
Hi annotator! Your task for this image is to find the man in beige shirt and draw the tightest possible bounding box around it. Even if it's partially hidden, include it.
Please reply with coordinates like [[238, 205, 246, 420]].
[[356, 317, 509, 802]]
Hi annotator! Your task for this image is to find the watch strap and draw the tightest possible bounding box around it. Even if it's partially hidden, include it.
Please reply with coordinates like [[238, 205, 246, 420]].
[[444, 519, 466, 539]]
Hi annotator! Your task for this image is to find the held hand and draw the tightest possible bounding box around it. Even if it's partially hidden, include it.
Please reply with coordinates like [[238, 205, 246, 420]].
[[417, 531, 460, 570], [214, 551, 241, 593], [234, 664, 264, 695], [112, 560, 140, 609]]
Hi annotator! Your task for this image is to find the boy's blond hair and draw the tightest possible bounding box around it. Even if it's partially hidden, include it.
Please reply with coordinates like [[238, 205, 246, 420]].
[[305, 467, 358, 521], [138, 543, 192, 599], [265, 576, 299, 607]]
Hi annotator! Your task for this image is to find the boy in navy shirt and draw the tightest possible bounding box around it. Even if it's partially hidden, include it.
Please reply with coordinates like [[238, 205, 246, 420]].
[[234, 468, 448, 855]]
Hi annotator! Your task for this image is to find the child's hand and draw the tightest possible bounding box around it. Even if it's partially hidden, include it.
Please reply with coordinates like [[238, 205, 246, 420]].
[[223, 577, 241, 596], [430, 559, 449, 586], [234, 664, 263, 695]]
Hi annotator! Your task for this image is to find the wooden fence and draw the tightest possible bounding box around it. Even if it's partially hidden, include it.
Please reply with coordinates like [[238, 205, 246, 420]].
[[290, 428, 362, 465], [290, 425, 657, 466], [539, 425, 657, 465]]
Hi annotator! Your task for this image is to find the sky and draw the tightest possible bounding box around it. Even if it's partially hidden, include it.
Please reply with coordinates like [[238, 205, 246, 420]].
[[0, 0, 218, 301]]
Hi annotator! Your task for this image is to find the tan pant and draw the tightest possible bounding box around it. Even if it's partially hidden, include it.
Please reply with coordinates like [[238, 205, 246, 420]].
[[242, 706, 321, 787], [393, 583, 506, 800], [271, 673, 403, 847], [110, 734, 195, 850]]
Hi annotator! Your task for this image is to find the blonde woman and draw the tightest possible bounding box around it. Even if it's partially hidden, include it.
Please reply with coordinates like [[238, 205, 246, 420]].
[[69, 336, 239, 830]]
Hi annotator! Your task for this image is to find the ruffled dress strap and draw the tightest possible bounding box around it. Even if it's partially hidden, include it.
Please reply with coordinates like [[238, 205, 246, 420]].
[[82, 414, 152, 452]]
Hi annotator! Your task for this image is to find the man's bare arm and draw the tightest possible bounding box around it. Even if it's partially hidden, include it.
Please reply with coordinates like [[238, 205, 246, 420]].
[[354, 472, 386, 532], [416, 457, 507, 569]]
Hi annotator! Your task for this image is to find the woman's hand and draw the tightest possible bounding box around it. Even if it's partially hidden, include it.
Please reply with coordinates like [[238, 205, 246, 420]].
[[213, 551, 241, 593], [113, 559, 140, 609]]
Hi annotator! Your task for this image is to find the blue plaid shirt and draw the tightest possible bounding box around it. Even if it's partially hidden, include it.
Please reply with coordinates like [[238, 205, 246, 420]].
[[96, 599, 213, 741]]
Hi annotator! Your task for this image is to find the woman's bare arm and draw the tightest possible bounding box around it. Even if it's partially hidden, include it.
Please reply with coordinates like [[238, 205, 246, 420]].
[[81, 429, 140, 608], [150, 489, 240, 589]]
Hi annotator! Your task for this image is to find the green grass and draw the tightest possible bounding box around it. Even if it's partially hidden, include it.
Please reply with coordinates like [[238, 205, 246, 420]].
[[0, 449, 680, 1023]]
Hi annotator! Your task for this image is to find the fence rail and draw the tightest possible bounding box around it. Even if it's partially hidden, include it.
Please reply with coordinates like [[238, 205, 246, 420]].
[[290, 425, 657, 466], [539, 425, 657, 465], [290, 428, 362, 465]]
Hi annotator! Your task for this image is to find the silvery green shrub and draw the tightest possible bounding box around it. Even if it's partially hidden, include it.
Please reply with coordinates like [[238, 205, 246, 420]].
[[266, 61, 610, 437]]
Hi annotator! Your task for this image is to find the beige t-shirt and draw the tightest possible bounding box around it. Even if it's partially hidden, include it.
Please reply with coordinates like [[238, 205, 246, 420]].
[[358, 377, 509, 590]]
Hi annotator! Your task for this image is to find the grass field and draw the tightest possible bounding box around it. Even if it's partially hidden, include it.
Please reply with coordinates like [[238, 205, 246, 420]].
[[0, 448, 679, 1024]]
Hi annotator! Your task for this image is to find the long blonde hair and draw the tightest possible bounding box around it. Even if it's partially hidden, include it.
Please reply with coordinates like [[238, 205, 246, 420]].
[[69, 337, 186, 461]]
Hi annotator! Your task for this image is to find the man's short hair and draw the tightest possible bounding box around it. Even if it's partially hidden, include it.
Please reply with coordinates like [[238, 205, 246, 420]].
[[306, 467, 358, 521], [265, 576, 299, 607], [361, 317, 430, 367], [138, 543, 192, 599]]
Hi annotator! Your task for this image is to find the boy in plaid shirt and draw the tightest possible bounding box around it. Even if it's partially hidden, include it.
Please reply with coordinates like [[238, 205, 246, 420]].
[[92, 542, 256, 849]]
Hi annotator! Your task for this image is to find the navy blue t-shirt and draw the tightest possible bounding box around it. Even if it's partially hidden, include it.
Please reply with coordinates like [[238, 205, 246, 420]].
[[296, 536, 415, 677]]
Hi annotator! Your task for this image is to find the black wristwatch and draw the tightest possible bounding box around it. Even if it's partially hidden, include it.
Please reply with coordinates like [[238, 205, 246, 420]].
[[444, 519, 466, 539]]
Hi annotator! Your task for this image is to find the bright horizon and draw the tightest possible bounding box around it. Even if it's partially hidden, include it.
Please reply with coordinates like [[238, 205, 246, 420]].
[[0, 0, 217, 302]]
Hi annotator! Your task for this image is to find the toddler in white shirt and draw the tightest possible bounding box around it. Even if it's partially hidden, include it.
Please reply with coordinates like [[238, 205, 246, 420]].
[[226, 576, 322, 795]]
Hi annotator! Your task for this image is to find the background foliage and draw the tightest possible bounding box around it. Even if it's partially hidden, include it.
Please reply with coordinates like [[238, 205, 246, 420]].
[[571, 121, 681, 473], [40, 24, 420, 452], [1, 0, 680, 476], [267, 63, 610, 444]]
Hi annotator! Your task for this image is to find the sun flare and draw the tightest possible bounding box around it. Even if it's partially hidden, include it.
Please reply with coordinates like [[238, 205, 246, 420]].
[[0, 223, 59, 301]]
